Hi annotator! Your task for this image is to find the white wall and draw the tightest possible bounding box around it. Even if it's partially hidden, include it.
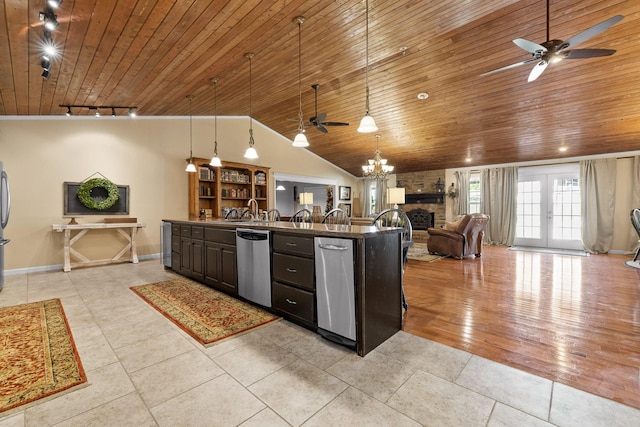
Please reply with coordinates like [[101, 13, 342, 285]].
[[0, 116, 357, 271]]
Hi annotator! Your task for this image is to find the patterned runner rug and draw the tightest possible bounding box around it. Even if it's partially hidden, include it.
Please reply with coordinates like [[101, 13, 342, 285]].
[[131, 278, 279, 346], [0, 299, 87, 415]]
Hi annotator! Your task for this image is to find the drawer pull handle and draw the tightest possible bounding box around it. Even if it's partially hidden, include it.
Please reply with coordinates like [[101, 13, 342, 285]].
[[286, 268, 297, 273], [285, 298, 297, 305], [286, 242, 297, 246]]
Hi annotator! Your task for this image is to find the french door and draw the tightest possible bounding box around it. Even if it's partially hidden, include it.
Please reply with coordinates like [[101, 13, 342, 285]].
[[515, 166, 583, 250]]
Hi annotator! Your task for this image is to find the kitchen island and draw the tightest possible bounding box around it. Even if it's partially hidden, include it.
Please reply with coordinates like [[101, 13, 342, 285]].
[[163, 219, 403, 356]]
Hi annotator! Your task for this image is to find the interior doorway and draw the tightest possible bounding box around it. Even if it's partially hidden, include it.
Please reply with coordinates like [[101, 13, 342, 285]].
[[514, 164, 584, 250], [273, 173, 336, 217]]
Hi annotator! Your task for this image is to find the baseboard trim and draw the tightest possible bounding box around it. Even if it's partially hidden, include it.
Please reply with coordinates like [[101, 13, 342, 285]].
[[4, 253, 161, 276]]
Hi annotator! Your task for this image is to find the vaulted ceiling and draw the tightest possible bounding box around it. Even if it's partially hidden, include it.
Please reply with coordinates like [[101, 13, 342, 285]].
[[2, 0, 640, 175]]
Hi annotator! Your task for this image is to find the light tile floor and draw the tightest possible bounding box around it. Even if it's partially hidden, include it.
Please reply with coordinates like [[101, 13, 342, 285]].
[[1, 260, 639, 426]]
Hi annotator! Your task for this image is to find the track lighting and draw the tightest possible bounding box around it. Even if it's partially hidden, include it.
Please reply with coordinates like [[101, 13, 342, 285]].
[[48, 0, 63, 8], [59, 105, 139, 117], [39, 9, 59, 31], [41, 69, 51, 79]]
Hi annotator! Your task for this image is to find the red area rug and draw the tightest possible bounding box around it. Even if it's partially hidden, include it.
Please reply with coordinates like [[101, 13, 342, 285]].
[[131, 278, 279, 346], [0, 299, 87, 414]]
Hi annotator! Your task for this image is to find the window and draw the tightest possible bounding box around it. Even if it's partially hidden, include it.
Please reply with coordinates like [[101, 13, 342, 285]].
[[468, 172, 481, 214]]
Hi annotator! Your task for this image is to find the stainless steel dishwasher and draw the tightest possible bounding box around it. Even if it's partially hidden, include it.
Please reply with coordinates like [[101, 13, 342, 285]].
[[314, 237, 355, 346], [236, 228, 272, 308]]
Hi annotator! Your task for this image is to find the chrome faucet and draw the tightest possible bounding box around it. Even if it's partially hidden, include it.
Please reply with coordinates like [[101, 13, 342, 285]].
[[247, 198, 259, 219]]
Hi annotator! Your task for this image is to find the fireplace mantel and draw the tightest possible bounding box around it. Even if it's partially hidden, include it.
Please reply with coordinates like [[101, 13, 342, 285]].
[[405, 192, 444, 204]]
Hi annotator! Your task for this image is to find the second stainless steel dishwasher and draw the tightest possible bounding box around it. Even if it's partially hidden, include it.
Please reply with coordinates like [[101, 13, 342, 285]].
[[236, 228, 272, 308], [314, 237, 355, 346]]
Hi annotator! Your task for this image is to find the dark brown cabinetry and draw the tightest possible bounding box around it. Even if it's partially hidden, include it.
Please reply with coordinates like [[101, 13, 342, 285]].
[[203, 228, 237, 294], [179, 225, 204, 281], [271, 233, 316, 327]]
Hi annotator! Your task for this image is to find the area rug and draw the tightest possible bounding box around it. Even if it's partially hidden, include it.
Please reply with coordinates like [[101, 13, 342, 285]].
[[131, 278, 279, 346], [0, 299, 87, 415], [509, 246, 590, 257], [406, 242, 445, 262]]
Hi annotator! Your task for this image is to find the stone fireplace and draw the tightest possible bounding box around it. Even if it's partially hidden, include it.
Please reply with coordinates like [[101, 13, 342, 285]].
[[395, 169, 448, 242], [405, 208, 435, 231]]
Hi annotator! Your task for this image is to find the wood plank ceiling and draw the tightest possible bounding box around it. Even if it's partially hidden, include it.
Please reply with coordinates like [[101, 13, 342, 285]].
[[1, 0, 639, 175]]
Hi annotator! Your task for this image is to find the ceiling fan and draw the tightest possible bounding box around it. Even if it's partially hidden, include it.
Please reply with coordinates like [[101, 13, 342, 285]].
[[307, 84, 349, 133], [481, 1, 623, 82]]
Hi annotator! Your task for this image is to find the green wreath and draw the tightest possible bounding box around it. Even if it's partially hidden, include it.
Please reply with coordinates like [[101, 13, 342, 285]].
[[77, 178, 119, 210]]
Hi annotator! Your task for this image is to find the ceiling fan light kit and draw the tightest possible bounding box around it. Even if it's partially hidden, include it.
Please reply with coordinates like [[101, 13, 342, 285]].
[[358, 0, 378, 133], [481, 0, 623, 82]]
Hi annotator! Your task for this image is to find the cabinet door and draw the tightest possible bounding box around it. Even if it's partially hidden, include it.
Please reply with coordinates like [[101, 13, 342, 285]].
[[191, 239, 204, 281], [180, 237, 192, 275], [204, 241, 221, 287], [219, 244, 237, 294]]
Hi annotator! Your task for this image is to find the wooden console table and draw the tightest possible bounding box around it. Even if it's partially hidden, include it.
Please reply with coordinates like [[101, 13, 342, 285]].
[[51, 222, 145, 272]]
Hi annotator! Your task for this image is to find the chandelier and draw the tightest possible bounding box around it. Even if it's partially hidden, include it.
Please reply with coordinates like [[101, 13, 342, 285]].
[[362, 134, 394, 178]]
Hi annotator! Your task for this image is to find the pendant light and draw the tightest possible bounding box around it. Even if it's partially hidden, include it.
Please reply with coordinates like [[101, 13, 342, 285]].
[[292, 16, 309, 148], [244, 53, 258, 159], [209, 78, 222, 167], [185, 95, 197, 173], [357, 0, 378, 133]]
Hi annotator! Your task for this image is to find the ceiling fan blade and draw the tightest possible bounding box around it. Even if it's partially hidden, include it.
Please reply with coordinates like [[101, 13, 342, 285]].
[[563, 15, 624, 50], [563, 48, 616, 59], [480, 58, 538, 76], [321, 121, 349, 126], [316, 124, 328, 133], [513, 38, 547, 54], [528, 60, 548, 82], [315, 113, 327, 124]]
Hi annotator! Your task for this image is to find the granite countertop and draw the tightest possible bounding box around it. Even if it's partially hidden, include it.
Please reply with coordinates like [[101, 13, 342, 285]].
[[164, 218, 402, 239]]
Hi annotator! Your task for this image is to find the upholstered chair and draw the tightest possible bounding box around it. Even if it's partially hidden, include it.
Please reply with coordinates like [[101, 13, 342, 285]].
[[427, 213, 489, 259]]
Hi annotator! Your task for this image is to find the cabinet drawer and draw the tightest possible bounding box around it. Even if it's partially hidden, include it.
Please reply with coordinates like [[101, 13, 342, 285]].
[[272, 282, 315, 325], [204, 228, 236, 245], [171, 224, 181, 235], [180, 225, 191, 236], [191, 226, 204, 239], [273, 234, 314, 257], [272, 253, 314, 291]]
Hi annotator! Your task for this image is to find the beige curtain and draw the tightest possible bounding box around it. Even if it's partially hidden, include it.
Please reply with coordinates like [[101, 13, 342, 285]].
[[627, 156, 640, 252], [580, 159, 616, 254], [454, 170, 470, 215], [480, 166, 518, 245]]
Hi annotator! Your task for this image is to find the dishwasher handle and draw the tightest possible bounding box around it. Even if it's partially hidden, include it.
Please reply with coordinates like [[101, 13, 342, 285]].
[[318, 243, 349, 251], [237, 230, 268, 241], [0, 238, 9, 246]]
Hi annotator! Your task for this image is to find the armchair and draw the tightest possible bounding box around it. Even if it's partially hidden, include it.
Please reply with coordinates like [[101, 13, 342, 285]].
[[427, 213, 489, 259]]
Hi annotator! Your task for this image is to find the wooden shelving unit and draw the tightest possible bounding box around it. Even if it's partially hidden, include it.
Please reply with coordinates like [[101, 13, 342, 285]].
[[187, 158, 271, 218]]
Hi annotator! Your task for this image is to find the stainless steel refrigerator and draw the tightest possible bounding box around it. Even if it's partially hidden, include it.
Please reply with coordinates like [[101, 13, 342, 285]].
[[0, 161, 10, 290]]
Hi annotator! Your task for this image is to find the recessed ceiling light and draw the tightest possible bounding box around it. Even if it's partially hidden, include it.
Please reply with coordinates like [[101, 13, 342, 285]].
[[465, 157, 472, 162], [559, 146, 568, 152], [417, 93, 429, 100]]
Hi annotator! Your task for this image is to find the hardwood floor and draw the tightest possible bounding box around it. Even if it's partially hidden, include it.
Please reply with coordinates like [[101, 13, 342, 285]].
[[402, 245, 640, 409]]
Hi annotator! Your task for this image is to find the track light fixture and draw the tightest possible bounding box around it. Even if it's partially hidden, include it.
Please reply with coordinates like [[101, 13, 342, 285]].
[[59, 105, 139, 117], [39, 2, 63, 79]]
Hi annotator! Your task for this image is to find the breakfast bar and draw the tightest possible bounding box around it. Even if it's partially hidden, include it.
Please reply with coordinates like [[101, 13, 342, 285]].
[[164, 219, 403, 356]]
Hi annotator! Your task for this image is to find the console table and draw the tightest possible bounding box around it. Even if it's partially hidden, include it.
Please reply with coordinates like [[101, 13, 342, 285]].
[[51, 222, 145, 272]]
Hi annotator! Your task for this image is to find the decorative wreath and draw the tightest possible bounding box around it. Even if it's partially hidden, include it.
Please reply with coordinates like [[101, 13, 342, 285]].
[[77, 178, 119, 210]]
